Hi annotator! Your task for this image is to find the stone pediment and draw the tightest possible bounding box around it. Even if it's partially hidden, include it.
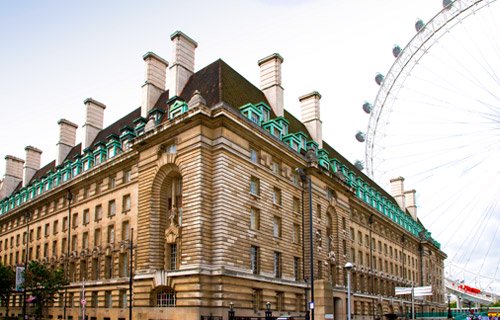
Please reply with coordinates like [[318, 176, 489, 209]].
[[165, 225, 180, 244]]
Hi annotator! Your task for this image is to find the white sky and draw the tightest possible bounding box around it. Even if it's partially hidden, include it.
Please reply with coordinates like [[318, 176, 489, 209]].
[[1, 0, 497, 292]]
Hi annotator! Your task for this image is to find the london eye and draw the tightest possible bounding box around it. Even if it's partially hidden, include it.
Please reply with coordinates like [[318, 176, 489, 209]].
[[358, 0, 500, 292]]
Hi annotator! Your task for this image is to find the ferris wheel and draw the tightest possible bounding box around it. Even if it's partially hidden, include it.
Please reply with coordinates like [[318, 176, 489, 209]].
[[357, 0, 500, 291]]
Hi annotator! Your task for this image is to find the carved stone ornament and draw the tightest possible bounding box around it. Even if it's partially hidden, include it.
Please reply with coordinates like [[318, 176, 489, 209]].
[[165, 225, 180, 244]]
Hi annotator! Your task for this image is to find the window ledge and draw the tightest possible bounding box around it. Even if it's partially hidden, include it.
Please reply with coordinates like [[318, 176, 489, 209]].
[[249, 192, 261, 199]]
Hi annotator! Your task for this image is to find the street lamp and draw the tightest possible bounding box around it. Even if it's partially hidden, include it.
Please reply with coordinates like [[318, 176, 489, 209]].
[[120, 228, 134, 320], [22, 211, 31, 320], [63, 190, 73, 320], [447, 293, 452, 319], [298, 148, 317, 320], [265, 301, 272, 320], [345, 262, 353, 320]]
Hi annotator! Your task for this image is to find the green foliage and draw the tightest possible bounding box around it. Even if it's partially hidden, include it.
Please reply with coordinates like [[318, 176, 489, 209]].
[[23, 261, 67, 319], [490, 300, 500, 307], [0, 264, 15, 315]]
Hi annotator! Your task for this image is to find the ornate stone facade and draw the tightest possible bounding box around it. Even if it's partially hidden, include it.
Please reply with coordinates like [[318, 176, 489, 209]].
[[0, 31, 446, 320]]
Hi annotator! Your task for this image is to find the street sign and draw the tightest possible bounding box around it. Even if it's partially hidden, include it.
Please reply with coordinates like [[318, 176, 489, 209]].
[[309, 302, 315, 310]]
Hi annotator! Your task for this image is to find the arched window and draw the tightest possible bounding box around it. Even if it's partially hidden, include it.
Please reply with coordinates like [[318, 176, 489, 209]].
[[155, 287, 176, 307]]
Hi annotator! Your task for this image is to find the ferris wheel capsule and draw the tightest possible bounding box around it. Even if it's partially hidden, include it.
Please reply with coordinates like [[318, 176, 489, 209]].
[[362, 101, 373, 114], [443, 0, 453, 8], [393, 45, 402, 58], [375, 73, 384, 85], [354, 160, 364, 171], [415, 19, 425, 32], [355, 131, 365, 142]]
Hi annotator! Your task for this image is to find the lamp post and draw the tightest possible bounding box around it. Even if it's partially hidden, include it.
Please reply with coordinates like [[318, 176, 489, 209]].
[[447, 293, 452, 319], [298, 148, 317, 320], [345, 262, 353, 320], [63, 190, 73, 320], [22, 211, 31, 320], [120, 228, 134, 320], [369, 215, 375, 320], [265, 301, 272, 320], [228, 302, 235, 320]]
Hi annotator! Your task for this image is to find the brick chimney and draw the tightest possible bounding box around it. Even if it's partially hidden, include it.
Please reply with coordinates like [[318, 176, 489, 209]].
[[404, 189, 417, 221], [57, 119, 78, 165], [23, 146, 42, 187], [0, 155, 25, 199], [300, 91, 322, 148], [83, 98, 106, 149], [390, 176, 406, 211], [169, 31, 197, 97], [258, 53, 284, 117], [141, 52, 168, 118]]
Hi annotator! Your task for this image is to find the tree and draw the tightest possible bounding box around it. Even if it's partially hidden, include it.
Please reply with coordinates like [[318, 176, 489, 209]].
[[0, 264, 15, 317], [23, 261, 66, 320]]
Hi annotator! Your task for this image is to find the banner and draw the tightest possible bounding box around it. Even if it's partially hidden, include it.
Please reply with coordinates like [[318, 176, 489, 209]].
[[395, 286, 432, 296], [15, 266, 25, 292]]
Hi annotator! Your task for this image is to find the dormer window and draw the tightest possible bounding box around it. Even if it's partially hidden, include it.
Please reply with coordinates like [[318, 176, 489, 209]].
[[169, 100, 188, 119]]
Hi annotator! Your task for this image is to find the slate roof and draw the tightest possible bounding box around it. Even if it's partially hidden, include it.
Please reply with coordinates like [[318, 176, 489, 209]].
[[8, 57, 411, 223]]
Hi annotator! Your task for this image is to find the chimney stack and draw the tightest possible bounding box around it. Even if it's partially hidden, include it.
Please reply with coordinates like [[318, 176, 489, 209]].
[[390, 176, 406, 211], [258, 53, 284, 117], [169, 31, 197, 97], [0, 155, 25, 199], [57, 119, 78, 165], [23, 146, 42, 187], [404, 189, 417, 221], [300, 91, 323, 148], [141, 52, 168, 118], [83, 98, 106, 149]]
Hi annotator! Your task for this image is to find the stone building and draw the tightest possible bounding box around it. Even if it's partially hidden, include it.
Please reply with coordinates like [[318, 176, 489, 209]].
[[0, 31, 446, 320]]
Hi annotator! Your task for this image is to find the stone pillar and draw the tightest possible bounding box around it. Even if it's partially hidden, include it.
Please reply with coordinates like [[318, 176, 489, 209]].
[[83, 98, 106, 149], [300, 91, 323, 148], [57, 119, 78, 165], [390, 177, 405, 211], [23, 146, 42, 187], [0, 155, 25, 198], [258, 53, 284, 117], [141, 52, 168, 118], [404, 189, 417, 220], [169, 31, 197, 97]]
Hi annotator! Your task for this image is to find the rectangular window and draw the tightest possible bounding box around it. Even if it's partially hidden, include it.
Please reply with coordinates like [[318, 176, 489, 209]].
[[250, 147, 259, 164], [44, 243, 49, 258], [122, 221, 130, 241], [83, 209, 90, 225], [342, 239, 347, 255], [105, 256, 113, 279], [252, 289, 262, 311], [119, 290, 127, 308], [109, 175, 116, 189], [119, 252, 129, 277], [293, 197, 300, 214], [53, 220, 59, 235], [273, 216, 282, 238], [72, 212, 78, 228], [62, 217, 68, 231], [273, 187, 282, 206], [122, 194, 131, 212], [274, 251, 282, 278], [44, 223, 50, 237], [317, 204, 322, 219], [92, 257, 100, 280], [276, 291, 284, 312], [250, 246, 260, 274], [342, 217, 346, 230], [294, 256, 300, 280], [169, 243, 177, 270], [123, 169, 132, 183], [80, 259, 87, 280], [105, 291, 112, 308], [107, 225, 115, 244], [94, 228, 101, 247], [318, 260, 323, 279], [71, 235, 77, 252], [37, 226, 41, 239], [292, 223, 300, 244], [271, 160, 280, 175], [250, 176, 260, 195], [250, 207, 259, 230], [108, 200, 116, 217], [351, 248, 356, 263], [91, 291, 98, 308], [61, 238, 67, 255], [83, 232, 89, 249], [95, 205, 102, 221]]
